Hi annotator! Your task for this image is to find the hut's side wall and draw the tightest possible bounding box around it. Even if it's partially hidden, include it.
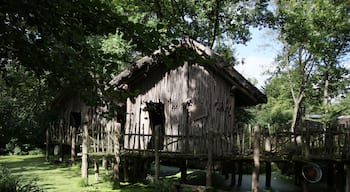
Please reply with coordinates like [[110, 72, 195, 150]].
[[124, 62, 236, 157], [187, 64, 236, 157], [124, 63, 189, 152]]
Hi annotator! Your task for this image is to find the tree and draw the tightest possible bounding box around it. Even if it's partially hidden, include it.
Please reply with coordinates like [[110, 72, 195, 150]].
[[306, 0, 350, 117], [276, 0, 350, 128], [278, 0, 349, 130], [257, 73, 293, 131], [113, 0, 274, 48]]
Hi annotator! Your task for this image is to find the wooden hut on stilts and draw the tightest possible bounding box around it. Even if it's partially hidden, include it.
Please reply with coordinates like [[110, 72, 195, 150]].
[[109, 38, 267, 187], [48, 88, 122, 185]]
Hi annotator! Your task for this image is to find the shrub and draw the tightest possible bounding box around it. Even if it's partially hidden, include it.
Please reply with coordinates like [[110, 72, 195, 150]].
[[148, 180, 191, 192], [0, 166, 43, 192], [28, 148, 43, 156], [5, 138, 22, 155]]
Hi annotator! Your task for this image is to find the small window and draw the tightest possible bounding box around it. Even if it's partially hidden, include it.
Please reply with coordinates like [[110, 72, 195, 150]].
[[145, 102, 165, 150]]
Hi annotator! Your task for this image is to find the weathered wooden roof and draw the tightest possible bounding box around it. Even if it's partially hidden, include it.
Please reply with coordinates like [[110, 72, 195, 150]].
[[109, 38, 267, 106]]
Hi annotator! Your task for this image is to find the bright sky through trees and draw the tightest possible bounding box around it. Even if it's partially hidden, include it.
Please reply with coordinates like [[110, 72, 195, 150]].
[[235, 27, 282, 89]]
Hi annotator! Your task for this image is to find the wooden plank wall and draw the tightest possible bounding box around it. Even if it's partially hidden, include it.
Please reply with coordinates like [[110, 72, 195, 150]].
[[123, 62, 238, 158], [187, 64, 236, 157], [50, 105, 121, 155], [124, 63, 188, 152]]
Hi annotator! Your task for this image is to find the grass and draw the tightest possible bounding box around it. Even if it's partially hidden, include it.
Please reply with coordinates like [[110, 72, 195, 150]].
[[0, 155, 154, 192]]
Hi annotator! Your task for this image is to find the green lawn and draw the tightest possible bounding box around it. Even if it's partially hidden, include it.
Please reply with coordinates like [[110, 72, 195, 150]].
[[0, 155, 152, 192]]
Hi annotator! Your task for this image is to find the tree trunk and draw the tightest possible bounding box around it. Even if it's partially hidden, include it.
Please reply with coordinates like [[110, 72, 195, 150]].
[[252, 125, 260, 192], [323, 78, 329, 115], [290, 95, 304, 134]]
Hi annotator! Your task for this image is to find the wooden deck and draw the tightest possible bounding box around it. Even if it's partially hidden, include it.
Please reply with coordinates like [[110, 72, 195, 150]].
[[121, 123, 350, 162]]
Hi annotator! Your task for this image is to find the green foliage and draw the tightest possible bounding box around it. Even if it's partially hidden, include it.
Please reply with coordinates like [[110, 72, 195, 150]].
[[258, 74, 293, 130], [276, 0, 350, 122], [113, 0, 275, 48], [0, 166, 43, 192]]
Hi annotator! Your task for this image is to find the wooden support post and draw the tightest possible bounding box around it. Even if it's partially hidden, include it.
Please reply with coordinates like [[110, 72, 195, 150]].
[[154, 125, 160, 181], [230, 161, 236, 187], [335, 163, 345, 192], [327, 162, 334, 187], [94, 159, 99, 182], [113, 125, 120, 188], [71, 126, 76, 164], [206, 131, 213, 188], [113, 159, 120, 189], [123, 158, 129, 182], [81, 114, 89, 184], [252, 125, 260, 192], [346, 164, 350, 192], [59, 121, 63, 162], [294, 162, 301, 186], [265, 161, 271, 188], [46, 127, 49, 161], [238, 161, 243, 187], [102, 156, 108, 174], [180, 160, 187, 183]]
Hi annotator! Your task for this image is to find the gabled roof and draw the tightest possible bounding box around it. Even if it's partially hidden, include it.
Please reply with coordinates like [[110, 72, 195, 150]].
[[109, 38, 267, 106]]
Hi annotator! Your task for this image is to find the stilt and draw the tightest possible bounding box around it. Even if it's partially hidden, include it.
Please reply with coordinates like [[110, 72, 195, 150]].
[[71, 126, 76, 164], [327, 162, 334, 187], [294, 162, 301, 186], [94, 159, 99, 182], [265, 161, 271, 188], [59, 122, 64, 162], [335, 163, 345, 192], [154, 125, 160, 181], [123, 158, 129, 182], [45, 127, 49, 161], [238, 161, 243, 187], [180, 160, 187, 183], [113, 158, 120, 189], [81, 114, 89, 185], [230, 161, 236, 187], [102, 156, 108, 173], [346, 163, 350, 192], [302, 177, 308, 192]]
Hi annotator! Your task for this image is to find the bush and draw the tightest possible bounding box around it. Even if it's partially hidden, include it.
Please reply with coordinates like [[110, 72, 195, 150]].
[[0, 166, 43, 192], [28, 148, 43, 156], [148, 180, 192, 192], [5, 138, 22, 155]]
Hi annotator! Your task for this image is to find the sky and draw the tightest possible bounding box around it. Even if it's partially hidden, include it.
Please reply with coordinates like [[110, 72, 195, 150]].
[[234, 27, 350, 91], [234, 27, 282, 89]]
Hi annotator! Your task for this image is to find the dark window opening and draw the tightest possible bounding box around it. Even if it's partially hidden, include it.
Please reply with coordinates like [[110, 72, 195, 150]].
[[145, 101, 165, 150], [70, 112, 81, 128]]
